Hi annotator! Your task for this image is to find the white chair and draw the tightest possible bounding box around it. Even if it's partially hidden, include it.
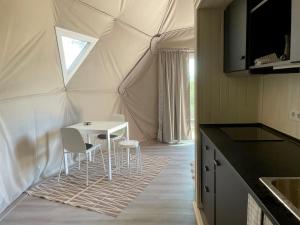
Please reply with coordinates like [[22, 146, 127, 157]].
[[97, 114, 126, 166], [58, 128, 106, 186], [118, 140, 143, 176]]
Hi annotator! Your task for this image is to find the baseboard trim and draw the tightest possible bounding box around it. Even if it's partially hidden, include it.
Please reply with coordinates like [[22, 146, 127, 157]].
[[0, 193, 28, 222], [193, 201, 205, 225]]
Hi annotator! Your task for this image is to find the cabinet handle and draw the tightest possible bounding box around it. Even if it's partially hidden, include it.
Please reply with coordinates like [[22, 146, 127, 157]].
[[214, 159, 221, 167], [204, 165, 209, 172], [205, 145, 210, 151], [204, 185, 209, 193], [240, 55, 245, 60]]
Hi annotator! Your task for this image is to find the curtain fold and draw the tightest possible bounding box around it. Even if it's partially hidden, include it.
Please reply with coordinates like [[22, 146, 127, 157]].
[[157, 49, 191, 143]]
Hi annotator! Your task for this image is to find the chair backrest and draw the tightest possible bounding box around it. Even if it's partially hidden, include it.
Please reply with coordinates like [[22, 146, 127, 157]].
[[110, 113, 125, 122], [61, 128, 86, 153]]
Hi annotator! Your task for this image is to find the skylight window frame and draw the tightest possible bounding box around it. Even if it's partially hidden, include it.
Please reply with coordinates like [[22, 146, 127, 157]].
[[55, 27, 98, 85]]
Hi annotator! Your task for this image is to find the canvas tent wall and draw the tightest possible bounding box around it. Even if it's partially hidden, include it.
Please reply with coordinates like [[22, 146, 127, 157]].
[[0, 0, 194, 213]]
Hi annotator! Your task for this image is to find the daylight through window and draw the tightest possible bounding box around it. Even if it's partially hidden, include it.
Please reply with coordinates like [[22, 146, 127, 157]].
[[55, 27, 98, 85]]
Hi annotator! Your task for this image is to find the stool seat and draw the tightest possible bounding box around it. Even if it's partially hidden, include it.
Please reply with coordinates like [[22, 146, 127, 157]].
[[119, 140, 139, 148]]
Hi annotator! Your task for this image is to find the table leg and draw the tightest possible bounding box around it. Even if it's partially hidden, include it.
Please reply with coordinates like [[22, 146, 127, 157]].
[[87, 134, 92, 161], [107, 131, 112, 181], [126, 124, 129, 140], [64, 149, 69, 175]]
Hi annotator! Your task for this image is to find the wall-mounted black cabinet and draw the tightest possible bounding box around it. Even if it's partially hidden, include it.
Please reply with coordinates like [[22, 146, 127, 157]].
[[224, 0, 300, 74], [248, 0, 291, 66], [290, 0, 300, 63], [224, 0, 247, 72]]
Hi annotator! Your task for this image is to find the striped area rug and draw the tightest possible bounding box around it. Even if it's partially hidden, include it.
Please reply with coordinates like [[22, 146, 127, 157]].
[[27, 154, 169, 217]]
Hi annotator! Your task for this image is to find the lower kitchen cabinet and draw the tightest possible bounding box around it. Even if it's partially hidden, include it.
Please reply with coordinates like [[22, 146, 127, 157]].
[[199, 125, 298, 225], [215, 150, 248, 225], [263, 215, 274, 225], [201, 134, 248, 225], [202, 184, 215, 225], [247, 194, 274, 225], [247, 194, 262, 225], [201, 135, 215, 225]]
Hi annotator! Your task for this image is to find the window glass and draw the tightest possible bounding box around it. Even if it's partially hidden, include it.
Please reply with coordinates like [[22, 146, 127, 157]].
[[55, 27, 98, 85], [61, 36, 89, 70]]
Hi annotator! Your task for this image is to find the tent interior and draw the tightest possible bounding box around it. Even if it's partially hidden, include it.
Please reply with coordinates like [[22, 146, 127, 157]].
[[0, 0, 197, 224]]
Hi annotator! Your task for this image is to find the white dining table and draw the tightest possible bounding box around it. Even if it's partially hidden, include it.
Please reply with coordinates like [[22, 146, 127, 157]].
[[66, 121, 129, 181]]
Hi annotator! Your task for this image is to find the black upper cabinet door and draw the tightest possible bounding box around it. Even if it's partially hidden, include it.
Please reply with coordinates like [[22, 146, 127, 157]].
[[291, 0, 300, 62], [224, 0, 247, 73], [215, 149, 248, 225]]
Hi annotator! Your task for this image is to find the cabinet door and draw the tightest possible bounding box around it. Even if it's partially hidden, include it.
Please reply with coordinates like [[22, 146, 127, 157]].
[[215, 150, 248, 225], [290, 0, 300, 62], [224, 0, 247, 72], [201, 135, 215, 225], [247, 194, 275, 225], [263, 215, 274, 225], [247, 194, 262, 225]]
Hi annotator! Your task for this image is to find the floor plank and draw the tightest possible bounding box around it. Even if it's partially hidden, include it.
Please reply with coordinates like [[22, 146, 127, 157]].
[[0, 142, 196, 225]]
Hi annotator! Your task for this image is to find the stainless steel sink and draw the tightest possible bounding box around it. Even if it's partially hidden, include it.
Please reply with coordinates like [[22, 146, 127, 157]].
[[260, 177, 300, 221]]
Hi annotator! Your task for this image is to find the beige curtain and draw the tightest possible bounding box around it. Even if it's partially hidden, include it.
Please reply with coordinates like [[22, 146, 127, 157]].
[[158, 49, 191, 143]]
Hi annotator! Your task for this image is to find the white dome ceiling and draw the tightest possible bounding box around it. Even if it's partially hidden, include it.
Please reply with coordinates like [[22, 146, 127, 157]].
[[53, 0, 194, 90]]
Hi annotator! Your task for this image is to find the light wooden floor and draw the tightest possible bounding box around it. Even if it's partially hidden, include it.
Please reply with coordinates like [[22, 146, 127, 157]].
[[0, 142, 196, 225]]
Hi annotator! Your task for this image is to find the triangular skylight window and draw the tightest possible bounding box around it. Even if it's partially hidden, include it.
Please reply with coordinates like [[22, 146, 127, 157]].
[[55, 27, 98, 85]]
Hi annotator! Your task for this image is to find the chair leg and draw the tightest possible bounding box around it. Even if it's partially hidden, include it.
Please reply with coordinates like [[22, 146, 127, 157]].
[[139, 145, 143, 175], [58, 153, 65, 182], [121, 148, 124, 168], [127, 148, 130, 169], [127, 148, 131, 176], [86, 153, 89, 186], [63, 150, 69, 175], [92, 150, 96, 163], [115, 143, 120, 174], [100, 149, 107, 175], [118, 145, 123, 174], [119, 149, 122, 174], [136, 147, 139, 174], [112, 140, 117, 167], [78, 153, 81, 170], [118, 147, 122, 174]]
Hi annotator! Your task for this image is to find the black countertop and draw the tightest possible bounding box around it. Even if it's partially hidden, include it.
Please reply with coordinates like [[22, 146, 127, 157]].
[[200, 123, 300, 225]]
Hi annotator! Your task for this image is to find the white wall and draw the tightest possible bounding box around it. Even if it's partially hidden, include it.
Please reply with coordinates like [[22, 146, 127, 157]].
[[259, 74, 300, 139], [197, 9, 260, 124], [0, 0, 80, 213]]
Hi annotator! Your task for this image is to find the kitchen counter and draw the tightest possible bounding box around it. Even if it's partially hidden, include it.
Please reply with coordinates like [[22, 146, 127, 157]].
[[200, 123, 300, 225]]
